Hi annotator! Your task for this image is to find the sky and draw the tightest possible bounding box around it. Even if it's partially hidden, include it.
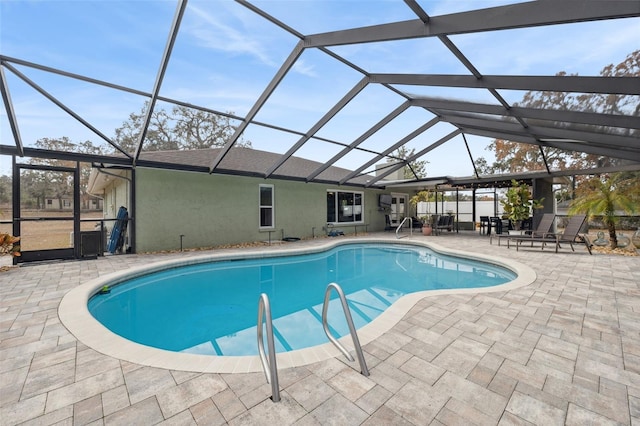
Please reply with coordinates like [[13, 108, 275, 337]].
[[1, 0, 638, 179]]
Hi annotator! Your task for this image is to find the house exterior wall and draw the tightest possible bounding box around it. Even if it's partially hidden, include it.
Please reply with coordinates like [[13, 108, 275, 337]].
[[84, 198, 103, 211], [43, 196, 102, 210], [44, 198, 73, 210], [103, 173, 131, 221], [132, 168, 388, 253]]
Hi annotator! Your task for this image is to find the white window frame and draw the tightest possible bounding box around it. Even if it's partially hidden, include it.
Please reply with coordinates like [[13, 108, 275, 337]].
[[259, 184, 274, 229], [327, 189, 364, 225]]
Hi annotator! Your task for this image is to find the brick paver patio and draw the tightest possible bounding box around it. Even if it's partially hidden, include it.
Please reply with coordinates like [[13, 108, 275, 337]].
[[1, 232, 638, 425]]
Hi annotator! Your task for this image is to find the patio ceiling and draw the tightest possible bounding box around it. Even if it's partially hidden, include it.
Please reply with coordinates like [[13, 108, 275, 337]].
[[1, 0, 639, 189]]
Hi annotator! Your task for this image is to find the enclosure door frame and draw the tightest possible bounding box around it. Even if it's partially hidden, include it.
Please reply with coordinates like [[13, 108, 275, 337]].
[[12, 158, 80, 264]]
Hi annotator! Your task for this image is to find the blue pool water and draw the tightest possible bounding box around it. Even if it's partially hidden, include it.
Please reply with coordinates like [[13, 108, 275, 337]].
[[89, 243, 515, 356]]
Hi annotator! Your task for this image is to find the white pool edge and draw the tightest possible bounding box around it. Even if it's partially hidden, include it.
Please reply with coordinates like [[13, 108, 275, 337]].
[[58, 237, 536, 373]]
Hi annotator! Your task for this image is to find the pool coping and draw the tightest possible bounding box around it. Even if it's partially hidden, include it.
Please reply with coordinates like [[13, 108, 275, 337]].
[[58, 237, 536, 374]]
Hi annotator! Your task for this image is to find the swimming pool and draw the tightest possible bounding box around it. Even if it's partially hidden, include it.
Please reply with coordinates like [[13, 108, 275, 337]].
[[88, 242, 515, 356], [59, 238, 535, 373]]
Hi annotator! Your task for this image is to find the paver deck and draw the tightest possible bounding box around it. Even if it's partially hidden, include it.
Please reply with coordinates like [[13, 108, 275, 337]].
[[1, 232, 638, 425]]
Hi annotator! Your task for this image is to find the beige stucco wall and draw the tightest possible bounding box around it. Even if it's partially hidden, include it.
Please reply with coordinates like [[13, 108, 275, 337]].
[[103, 172, 131, 221], [131, 168, 389, 253]]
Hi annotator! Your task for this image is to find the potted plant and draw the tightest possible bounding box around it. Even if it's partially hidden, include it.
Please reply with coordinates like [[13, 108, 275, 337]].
[[420, 215, 433, 235], [410, 190, 432, 235], [0, 233, 21, 258], [500, 180, 543, 234]]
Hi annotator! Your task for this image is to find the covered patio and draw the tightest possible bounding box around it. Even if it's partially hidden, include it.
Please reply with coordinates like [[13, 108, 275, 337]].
[[1, 232, 638, 425]]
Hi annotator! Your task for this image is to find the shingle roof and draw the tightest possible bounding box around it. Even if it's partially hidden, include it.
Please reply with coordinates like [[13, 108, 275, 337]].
[[140, 147, 376, 186]]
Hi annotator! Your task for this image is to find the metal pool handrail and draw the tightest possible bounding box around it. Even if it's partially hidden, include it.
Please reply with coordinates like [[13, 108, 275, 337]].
[[396, 217, 413, 239], [322, 283, 370, 376], [257, 293, 280, 402]]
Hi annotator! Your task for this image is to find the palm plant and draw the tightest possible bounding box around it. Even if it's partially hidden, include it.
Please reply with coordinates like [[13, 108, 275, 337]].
[[569, 173, 638, 249]]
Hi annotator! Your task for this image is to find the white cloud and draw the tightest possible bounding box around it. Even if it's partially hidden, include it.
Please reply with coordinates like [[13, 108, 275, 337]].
[[185, 4, 278, 67], [449, 17, 640, 77], [581, 22, 640, 71], [291, 59, 317, 77]]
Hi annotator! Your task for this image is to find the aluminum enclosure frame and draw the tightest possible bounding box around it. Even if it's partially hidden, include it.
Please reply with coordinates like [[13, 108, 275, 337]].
[[1, 0, 639, 188]]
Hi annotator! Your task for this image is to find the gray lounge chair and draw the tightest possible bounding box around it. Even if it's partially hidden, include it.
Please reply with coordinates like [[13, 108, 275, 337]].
[[433, 215, 454, 235], [491, 213, 555, 246], [508, 214, 593, 255]]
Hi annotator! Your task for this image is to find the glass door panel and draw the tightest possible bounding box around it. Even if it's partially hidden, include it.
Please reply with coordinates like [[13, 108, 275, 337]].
[[390, 194, 406, 225]]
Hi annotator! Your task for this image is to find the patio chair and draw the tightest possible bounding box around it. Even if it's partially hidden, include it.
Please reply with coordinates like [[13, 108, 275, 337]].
[[434, 215, 454, 235], [429, 214, 440, 235], [410, 216, 423, 229], [488, 216, 508, 235], [491, 213, 555, 246], [479, 216, 490, 234], [508, 214, 593, 254], [384, 214, 393, 231]]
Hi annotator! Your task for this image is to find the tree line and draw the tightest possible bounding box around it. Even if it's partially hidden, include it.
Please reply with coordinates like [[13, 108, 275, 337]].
[[474, 49, 639, 195], [0, 106, 250, 210]]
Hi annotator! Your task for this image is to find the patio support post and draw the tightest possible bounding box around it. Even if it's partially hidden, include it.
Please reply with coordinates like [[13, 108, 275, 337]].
[[11, 156, 19, 266], [456, 189, 459, 233], [130, 168, 136, 253], [472, 188, 477, 230]]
